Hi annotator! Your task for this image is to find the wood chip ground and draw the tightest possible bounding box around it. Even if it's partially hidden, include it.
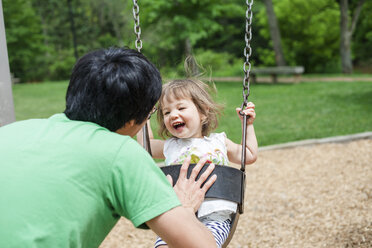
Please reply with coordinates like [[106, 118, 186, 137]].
[[100, 139, 372, 248]]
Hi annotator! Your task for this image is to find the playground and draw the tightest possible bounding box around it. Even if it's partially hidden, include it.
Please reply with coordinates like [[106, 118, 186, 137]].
[[2, 0, 372, 247], [101, 137, 372, 247]]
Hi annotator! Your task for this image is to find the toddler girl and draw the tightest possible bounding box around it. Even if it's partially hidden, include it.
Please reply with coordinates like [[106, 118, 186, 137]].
[[138, 79, 258, 248]]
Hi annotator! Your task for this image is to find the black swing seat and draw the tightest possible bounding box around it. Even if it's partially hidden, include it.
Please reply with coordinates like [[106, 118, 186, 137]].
[[160, 163, 244, 207], [161, 163, 246, 247]]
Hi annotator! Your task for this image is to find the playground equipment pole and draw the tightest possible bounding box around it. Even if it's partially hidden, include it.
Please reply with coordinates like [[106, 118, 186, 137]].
[[0, 0, 15, 126]]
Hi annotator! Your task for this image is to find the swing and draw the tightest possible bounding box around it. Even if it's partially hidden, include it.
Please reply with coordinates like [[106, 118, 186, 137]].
[[132, 0, 254, 247]]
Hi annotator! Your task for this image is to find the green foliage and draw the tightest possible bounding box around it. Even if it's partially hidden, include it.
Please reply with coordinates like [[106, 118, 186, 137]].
[[142, 0, 223, 44], [160, 50, 243, 79], [255, 48, 276, 66], [140, 0, 247, 67], [353, 1, 372, 66], [48, 49, 76, 80], [257, 0, 341, 73], [194, 50, 242, 77], [3, 0, 134, 82], [97, 33, 118, 48], [3, 0, 45, 82], [3, 0, 372, 82]]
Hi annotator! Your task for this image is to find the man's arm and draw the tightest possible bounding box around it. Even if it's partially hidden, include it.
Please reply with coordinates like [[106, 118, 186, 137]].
[[147, 206, 216, 248], [146, 158, 217, 247]]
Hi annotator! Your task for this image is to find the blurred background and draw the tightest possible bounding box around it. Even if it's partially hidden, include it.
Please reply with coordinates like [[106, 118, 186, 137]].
[[3, 0, 372, 82], [2, 0, 372, 147]]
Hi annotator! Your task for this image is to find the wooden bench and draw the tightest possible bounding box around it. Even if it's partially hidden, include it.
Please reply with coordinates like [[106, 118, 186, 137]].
[[251, 66, 305, 83]]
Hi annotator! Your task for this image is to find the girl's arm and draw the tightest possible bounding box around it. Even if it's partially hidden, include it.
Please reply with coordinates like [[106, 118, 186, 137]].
[[136, 120, 165, 159], [226, 102, 258, 165]]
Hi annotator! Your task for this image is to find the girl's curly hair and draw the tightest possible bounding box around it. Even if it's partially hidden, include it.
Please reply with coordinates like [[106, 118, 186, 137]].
[[157, 78, 223, 138]]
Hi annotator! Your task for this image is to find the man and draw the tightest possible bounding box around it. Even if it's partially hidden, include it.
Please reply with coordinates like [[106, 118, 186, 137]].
[[0, 47, 217, 247]]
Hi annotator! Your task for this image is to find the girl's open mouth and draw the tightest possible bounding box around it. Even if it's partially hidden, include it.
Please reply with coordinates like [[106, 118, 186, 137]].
[[173, 122, 185, 130]]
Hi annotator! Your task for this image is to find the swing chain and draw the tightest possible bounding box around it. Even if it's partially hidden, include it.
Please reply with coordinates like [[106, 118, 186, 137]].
[[132, 0, 142, 52], [240, 0, 253, 175], [132, 0, 152, 155], [241, 0, 253, 111]]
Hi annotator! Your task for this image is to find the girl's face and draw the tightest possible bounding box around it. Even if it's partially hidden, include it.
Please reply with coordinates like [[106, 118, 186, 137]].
[[161, 95, 205, 139]]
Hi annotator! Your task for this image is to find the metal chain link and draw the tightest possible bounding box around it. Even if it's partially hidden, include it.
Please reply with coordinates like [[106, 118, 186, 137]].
[[132, 0, 152, 155], [240, 0, 253, 175], [241, 0, 253, 111], [132, 0, 142, 52]]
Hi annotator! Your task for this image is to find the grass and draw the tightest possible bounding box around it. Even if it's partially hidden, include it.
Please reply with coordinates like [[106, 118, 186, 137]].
[[302, 73, 372, 78], [12, 80, 372, 147], [12, 81, 67, 120], [214, 81, 372, 146]]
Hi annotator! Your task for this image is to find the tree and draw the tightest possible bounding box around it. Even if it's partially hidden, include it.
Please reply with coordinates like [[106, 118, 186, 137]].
[[31, 0, 80, 80], [86, 0, 133, 48], [29, 0, 133, 80], [352, 1, 372, 70], [3, 0, 44, 82], [257, 0, 340, 72], [263, 0, 286, 66], [0, 0, 15, 125], [339, 0, 366, 73], [67, 0, 79, 60], [140, 0, 244, 73]]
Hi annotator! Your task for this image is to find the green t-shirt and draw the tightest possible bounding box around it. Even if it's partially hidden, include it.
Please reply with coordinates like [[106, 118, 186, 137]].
[[0, 114, 180, 247]]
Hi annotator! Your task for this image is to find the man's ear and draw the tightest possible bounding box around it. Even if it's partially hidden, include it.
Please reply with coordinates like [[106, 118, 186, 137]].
[[115, 120, 136, 135], [126, 120, 136, 127]]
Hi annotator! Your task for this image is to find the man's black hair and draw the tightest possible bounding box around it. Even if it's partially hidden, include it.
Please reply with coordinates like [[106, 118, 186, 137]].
[[64, 47, 162, 131]]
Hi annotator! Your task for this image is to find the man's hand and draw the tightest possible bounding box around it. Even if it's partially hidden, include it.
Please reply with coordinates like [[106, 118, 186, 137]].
[[146, 157, 218, 247], [166, 157, 217, 213]]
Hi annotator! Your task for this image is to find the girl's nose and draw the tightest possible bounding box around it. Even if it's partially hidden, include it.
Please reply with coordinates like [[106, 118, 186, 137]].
[[170, 111, 179, 119]]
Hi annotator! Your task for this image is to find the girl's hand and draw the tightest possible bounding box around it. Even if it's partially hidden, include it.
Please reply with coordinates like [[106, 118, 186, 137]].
[[236, 102, 256, 126]]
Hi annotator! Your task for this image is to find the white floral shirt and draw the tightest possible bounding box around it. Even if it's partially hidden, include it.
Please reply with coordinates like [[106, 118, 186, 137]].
[[164, 132, 237, 219], [164, 132, 229, 166]]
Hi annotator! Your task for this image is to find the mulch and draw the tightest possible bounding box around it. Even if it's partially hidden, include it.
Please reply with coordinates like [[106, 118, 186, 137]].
[[100, 139, 372, 248]]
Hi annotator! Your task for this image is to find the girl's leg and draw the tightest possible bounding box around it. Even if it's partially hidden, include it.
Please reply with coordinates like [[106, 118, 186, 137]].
[[204, 219, 231, 248], [154, 237, 168, 248], [154, 219, 231, 248]]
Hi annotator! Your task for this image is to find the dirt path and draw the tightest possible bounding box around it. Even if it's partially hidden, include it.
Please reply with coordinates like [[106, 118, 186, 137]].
[[100, 139, 372, 247]]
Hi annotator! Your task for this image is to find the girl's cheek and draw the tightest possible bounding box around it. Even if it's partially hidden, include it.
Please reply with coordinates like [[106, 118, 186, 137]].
[[164, 119, 170, 128]]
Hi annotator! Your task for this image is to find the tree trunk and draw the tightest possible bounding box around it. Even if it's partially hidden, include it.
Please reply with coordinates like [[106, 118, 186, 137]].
[[340, 0, 353, 74], [263, 0, 286, 66], [184, 38, 199, 77], [0, 1, 15, 126], [67, 0, 79, 60], [340, 0, 365, 74]]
